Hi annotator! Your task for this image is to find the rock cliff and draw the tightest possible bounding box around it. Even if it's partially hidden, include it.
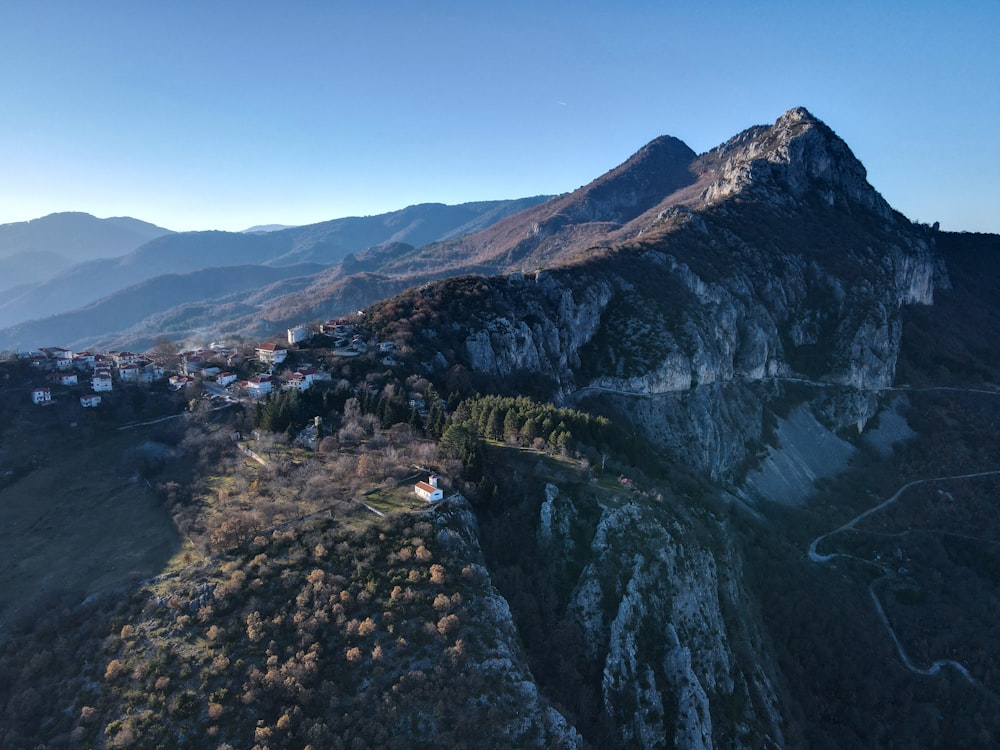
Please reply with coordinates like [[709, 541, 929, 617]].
[[414, 108, 938, 479]]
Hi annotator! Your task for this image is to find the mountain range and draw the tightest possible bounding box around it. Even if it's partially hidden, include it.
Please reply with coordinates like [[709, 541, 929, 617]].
[[0, 197, 550, 350], [0, 212, 171, 297], [0, 107, 998, 749]]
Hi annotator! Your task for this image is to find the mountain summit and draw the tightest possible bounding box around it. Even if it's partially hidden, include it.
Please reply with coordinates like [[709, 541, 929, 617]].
[[370, 108, 898, 278], [701, 107, 892, 217]]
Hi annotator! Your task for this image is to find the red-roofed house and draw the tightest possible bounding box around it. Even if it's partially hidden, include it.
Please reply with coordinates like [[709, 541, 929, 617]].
[[31, 387, 51, 404], [414, 475, 444, 502], [118, 364, 141, 382], [92, 371, 113, 392], [80, 393, 102, 408], [255, 343, 287, 365], [285, 371, 311, 391], [246, 375, 273, 397]]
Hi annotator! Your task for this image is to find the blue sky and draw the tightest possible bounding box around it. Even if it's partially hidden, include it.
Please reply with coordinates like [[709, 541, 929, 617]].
[[1, 1, 998, 233]]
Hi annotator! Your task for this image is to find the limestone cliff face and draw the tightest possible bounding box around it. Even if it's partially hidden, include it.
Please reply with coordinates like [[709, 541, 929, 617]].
[[444, 108, 937, 478], [541, 490, 784, 748], [432, 499, 583, 748], [462, 272, 613, 388], [702, 107, 893, 220]]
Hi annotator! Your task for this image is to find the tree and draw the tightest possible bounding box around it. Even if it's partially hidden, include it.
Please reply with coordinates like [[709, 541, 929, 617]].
[[149, 336, 180, 369]]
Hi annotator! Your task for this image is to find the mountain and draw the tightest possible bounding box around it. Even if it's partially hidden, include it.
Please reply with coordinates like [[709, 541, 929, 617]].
[[0, 263, 327, 353], [349, 108, 998, 746], [1, 108, 998, 749], [242, 224, 298, 233], [0, 212, 172, 294], [0, 198, 550, 347]]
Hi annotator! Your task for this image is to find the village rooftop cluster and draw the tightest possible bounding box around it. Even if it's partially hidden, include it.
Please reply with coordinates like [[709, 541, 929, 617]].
[[19, 315, 400, 410]]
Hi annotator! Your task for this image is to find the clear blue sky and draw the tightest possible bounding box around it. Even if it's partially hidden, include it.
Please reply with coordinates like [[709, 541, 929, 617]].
[[1, 1, 998, 233]]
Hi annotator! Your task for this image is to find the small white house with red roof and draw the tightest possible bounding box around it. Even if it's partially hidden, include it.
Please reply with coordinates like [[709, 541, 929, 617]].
[[245, 375, 273, 397], [92, 371, 113, 392], [113, 351, 138, 367], [414, 475, 444, 503], [31, 387, 52, 404], [118, 364, 141, 382], [216, 372, 238, 387], [285, 371, 311, 391], [80, 393, 102, 408]]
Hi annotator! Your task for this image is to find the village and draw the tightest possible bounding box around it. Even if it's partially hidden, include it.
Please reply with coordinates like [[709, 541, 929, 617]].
[[19, 315, 389, 408], [14, 314, 448, 507]]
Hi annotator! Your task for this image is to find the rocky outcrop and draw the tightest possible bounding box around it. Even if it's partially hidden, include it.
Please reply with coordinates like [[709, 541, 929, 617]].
[[433, 498, 584, 748], [443, 109, 938, 480], [702, 107, 893, 220], [567, 501, 784, 748], [463, 273, 613, 391]]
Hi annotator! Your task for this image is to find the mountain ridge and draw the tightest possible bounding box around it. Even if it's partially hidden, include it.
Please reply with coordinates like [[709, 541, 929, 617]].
[[0, 198, 551, 347], [0, 212, 173, 295]]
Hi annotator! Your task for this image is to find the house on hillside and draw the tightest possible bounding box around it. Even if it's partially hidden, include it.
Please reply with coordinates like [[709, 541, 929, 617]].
[[414, 475, 444, 503], [80, 393, 102, 408], [118, 364, 141, 382], [246, 375, 273, 397], [256, 343, 288, 365], [169, 375, 193, 389], [31, 387, 51, 404], [144, 362, 166, 380], [216, 372, 238, 387], [47, 372, 78, 386], [112, 351, 139, 367], [181, 357, 204, 376], [285, 371, 311, 391], [73, 352, 96, 368], [92, 371, 113, 392], [288, 325, 313, 345], [41, 347, 73, 364]]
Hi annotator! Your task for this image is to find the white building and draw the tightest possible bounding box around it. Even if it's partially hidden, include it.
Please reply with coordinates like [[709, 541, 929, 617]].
[[285, 372, 311, 391], [47, 373, 78, 386], [414, 475, 444, 502], [80, 393, 102, 408], [216, 372, 238, 387], [246, 375, 273, 397], [92, 372, 113, 392], [256, 343, 288, 365], [31, 387, 51, 404], [287, 325, 313, 345]]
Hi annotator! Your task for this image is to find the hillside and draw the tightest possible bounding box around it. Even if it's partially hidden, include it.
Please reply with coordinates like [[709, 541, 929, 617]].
[[0, 198, 550, 344], [0, 109, 998, 749], [0, 212, 172, 295]]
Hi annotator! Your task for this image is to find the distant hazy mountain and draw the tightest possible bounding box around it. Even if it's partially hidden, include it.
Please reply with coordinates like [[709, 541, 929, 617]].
[[0, 212, 172, 293], [0, 263, 326, 353], [0, 198, 550, 348], [242, 224, 298, 233]]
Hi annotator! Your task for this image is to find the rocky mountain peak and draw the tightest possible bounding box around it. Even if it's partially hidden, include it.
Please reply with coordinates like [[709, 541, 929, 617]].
[[553, 134, 697, 225], [702, 107, 892, 219]]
